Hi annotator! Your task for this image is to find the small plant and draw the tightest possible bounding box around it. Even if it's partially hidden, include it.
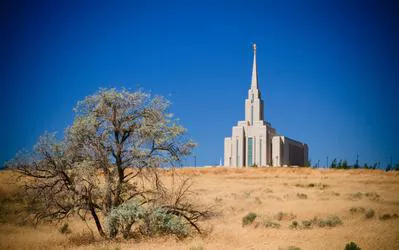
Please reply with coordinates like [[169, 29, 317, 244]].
[[322, 215, 342, 227], [263, 219, 280, 228], [364, 192, 380, 201], [345, 241, 361, 250], [215, 197, 223, 203], [190, 246, 204, 250], [379, 213, 397, 220], [242, 212, 257, 226], [350, 207, 365, 213], [287, 246, 302, 250], [59, 223, 71, 234], [364, 208, 375, 219], [276, 212, 284, 221], [289, 220, 299, 229], [301, 220, 313, 229], [297, 193, 308, 199]]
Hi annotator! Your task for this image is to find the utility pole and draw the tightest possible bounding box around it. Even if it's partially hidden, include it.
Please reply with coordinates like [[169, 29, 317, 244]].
[[356, 154, 359, 168], [194, 155, 197, 168], [327, 156, 329, 168]]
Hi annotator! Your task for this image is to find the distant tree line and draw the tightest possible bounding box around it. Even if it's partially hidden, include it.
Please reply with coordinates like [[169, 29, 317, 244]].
[[308, 158, 399, 171]]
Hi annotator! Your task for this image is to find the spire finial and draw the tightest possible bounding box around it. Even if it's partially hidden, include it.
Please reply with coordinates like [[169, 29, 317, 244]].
[[251, 43, 258, 89]]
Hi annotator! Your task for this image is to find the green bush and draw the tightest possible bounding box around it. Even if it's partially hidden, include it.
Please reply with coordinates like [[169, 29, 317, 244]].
[[106, 200, 145, 238], [140, 208, 190, 239], [242, 212, 257, 226], [345, 241, 361, 250]]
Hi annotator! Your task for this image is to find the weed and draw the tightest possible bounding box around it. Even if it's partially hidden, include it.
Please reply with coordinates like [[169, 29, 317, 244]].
[[345, 241, 361, 250], [379, 213, 398, 220], [242, 212, 257, 226], [289, 221, 299, 229], [291, 216, 342, 229], [297, 193, 308, 199], [262, 219, 280, 229], [68, 231, 96, 246], [301, 220, 313, 229], [190, 246, 204, 250], [59, 223, 71, 234], [364, 208, 375, 219], [349, 207, 365, 213], [275, 212, 296, 221], [287, 246, 302, 250], [215, 197, 223, 203]]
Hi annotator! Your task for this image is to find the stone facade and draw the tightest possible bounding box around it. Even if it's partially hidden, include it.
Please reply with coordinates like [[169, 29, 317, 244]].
[[224, 44, 308, 167]]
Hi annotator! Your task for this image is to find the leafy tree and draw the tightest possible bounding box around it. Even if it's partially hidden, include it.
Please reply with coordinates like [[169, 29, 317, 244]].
[[342, 160, 348, 169], [7, 88, 206, 238], [330, 158, 337, 168]]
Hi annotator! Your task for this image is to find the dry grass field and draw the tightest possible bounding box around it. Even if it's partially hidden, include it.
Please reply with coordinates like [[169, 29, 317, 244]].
[[1, 167, 399, 250]]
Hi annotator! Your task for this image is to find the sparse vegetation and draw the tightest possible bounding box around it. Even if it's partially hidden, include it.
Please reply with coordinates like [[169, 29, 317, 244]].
[[365, 208, 375, 219], [350, 207, 365, 213], [287, 246, 302, 250], [345, 241, 361, 250], [59, 223, 71, 234], [291, 216, 342, 229], [349, 192, 380, 201], [242, 212, 257, 226], [297, 193, 308, 199], [262, 219, 280, 228], [379, 213, 398, 220], [190, 246, 204, 250]]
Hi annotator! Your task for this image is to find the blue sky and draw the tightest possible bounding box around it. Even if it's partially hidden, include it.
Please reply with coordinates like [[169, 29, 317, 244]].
[[1, 0, 398, 167]]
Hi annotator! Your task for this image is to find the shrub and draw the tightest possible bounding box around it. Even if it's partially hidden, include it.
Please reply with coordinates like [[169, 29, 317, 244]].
[[350, 207, 365, 213], [289, 221, 299, 229], [190, 246, 204, 250], [345, 241, 361, 250], [297, 193, 308, 199], [263, 219, 280, 228], [287, 246, 301, 250], [59, 223, 71, 234], [321, 215, 342, 227], [301, 220, 313, 229], [364, 208, 375, 219], [106, 200, 145, 238], [378, 213, 397, 220], [140, 207, 190, 239], [242, 212, 257, 226]]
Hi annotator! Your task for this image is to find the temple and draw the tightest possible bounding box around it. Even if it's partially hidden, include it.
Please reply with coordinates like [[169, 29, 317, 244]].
[[224, 44, 308, 167]]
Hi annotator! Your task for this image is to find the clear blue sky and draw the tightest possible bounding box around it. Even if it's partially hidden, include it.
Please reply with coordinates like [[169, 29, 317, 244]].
[[1, 0, 398, 167]]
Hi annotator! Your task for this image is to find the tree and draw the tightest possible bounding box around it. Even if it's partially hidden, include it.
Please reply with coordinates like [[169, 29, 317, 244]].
[[7, 88, 206, 238], [342, 160, 348, 169], [330, 158, 337, 168]]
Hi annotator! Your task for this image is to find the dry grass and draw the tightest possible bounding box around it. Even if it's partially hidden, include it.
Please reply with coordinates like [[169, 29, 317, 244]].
[[1, 167, 399, 249]]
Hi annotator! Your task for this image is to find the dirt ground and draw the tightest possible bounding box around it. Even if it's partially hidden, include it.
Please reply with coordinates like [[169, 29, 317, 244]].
[[1, 167, 399, 250]]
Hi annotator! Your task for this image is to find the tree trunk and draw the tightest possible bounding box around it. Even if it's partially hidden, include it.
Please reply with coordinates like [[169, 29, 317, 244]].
[[90, 205, 106, 238]]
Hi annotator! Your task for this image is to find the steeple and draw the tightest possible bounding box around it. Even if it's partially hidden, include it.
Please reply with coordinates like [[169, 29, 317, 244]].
[[251, 43, 258, 89], [245, 42, 264, 124]]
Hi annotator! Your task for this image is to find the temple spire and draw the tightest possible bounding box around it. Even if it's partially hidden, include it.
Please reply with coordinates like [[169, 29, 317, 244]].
[[251, 43, 258, 89]]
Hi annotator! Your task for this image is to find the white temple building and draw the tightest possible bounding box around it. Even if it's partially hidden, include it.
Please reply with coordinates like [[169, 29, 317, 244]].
[[224, 44, 308, 167]]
